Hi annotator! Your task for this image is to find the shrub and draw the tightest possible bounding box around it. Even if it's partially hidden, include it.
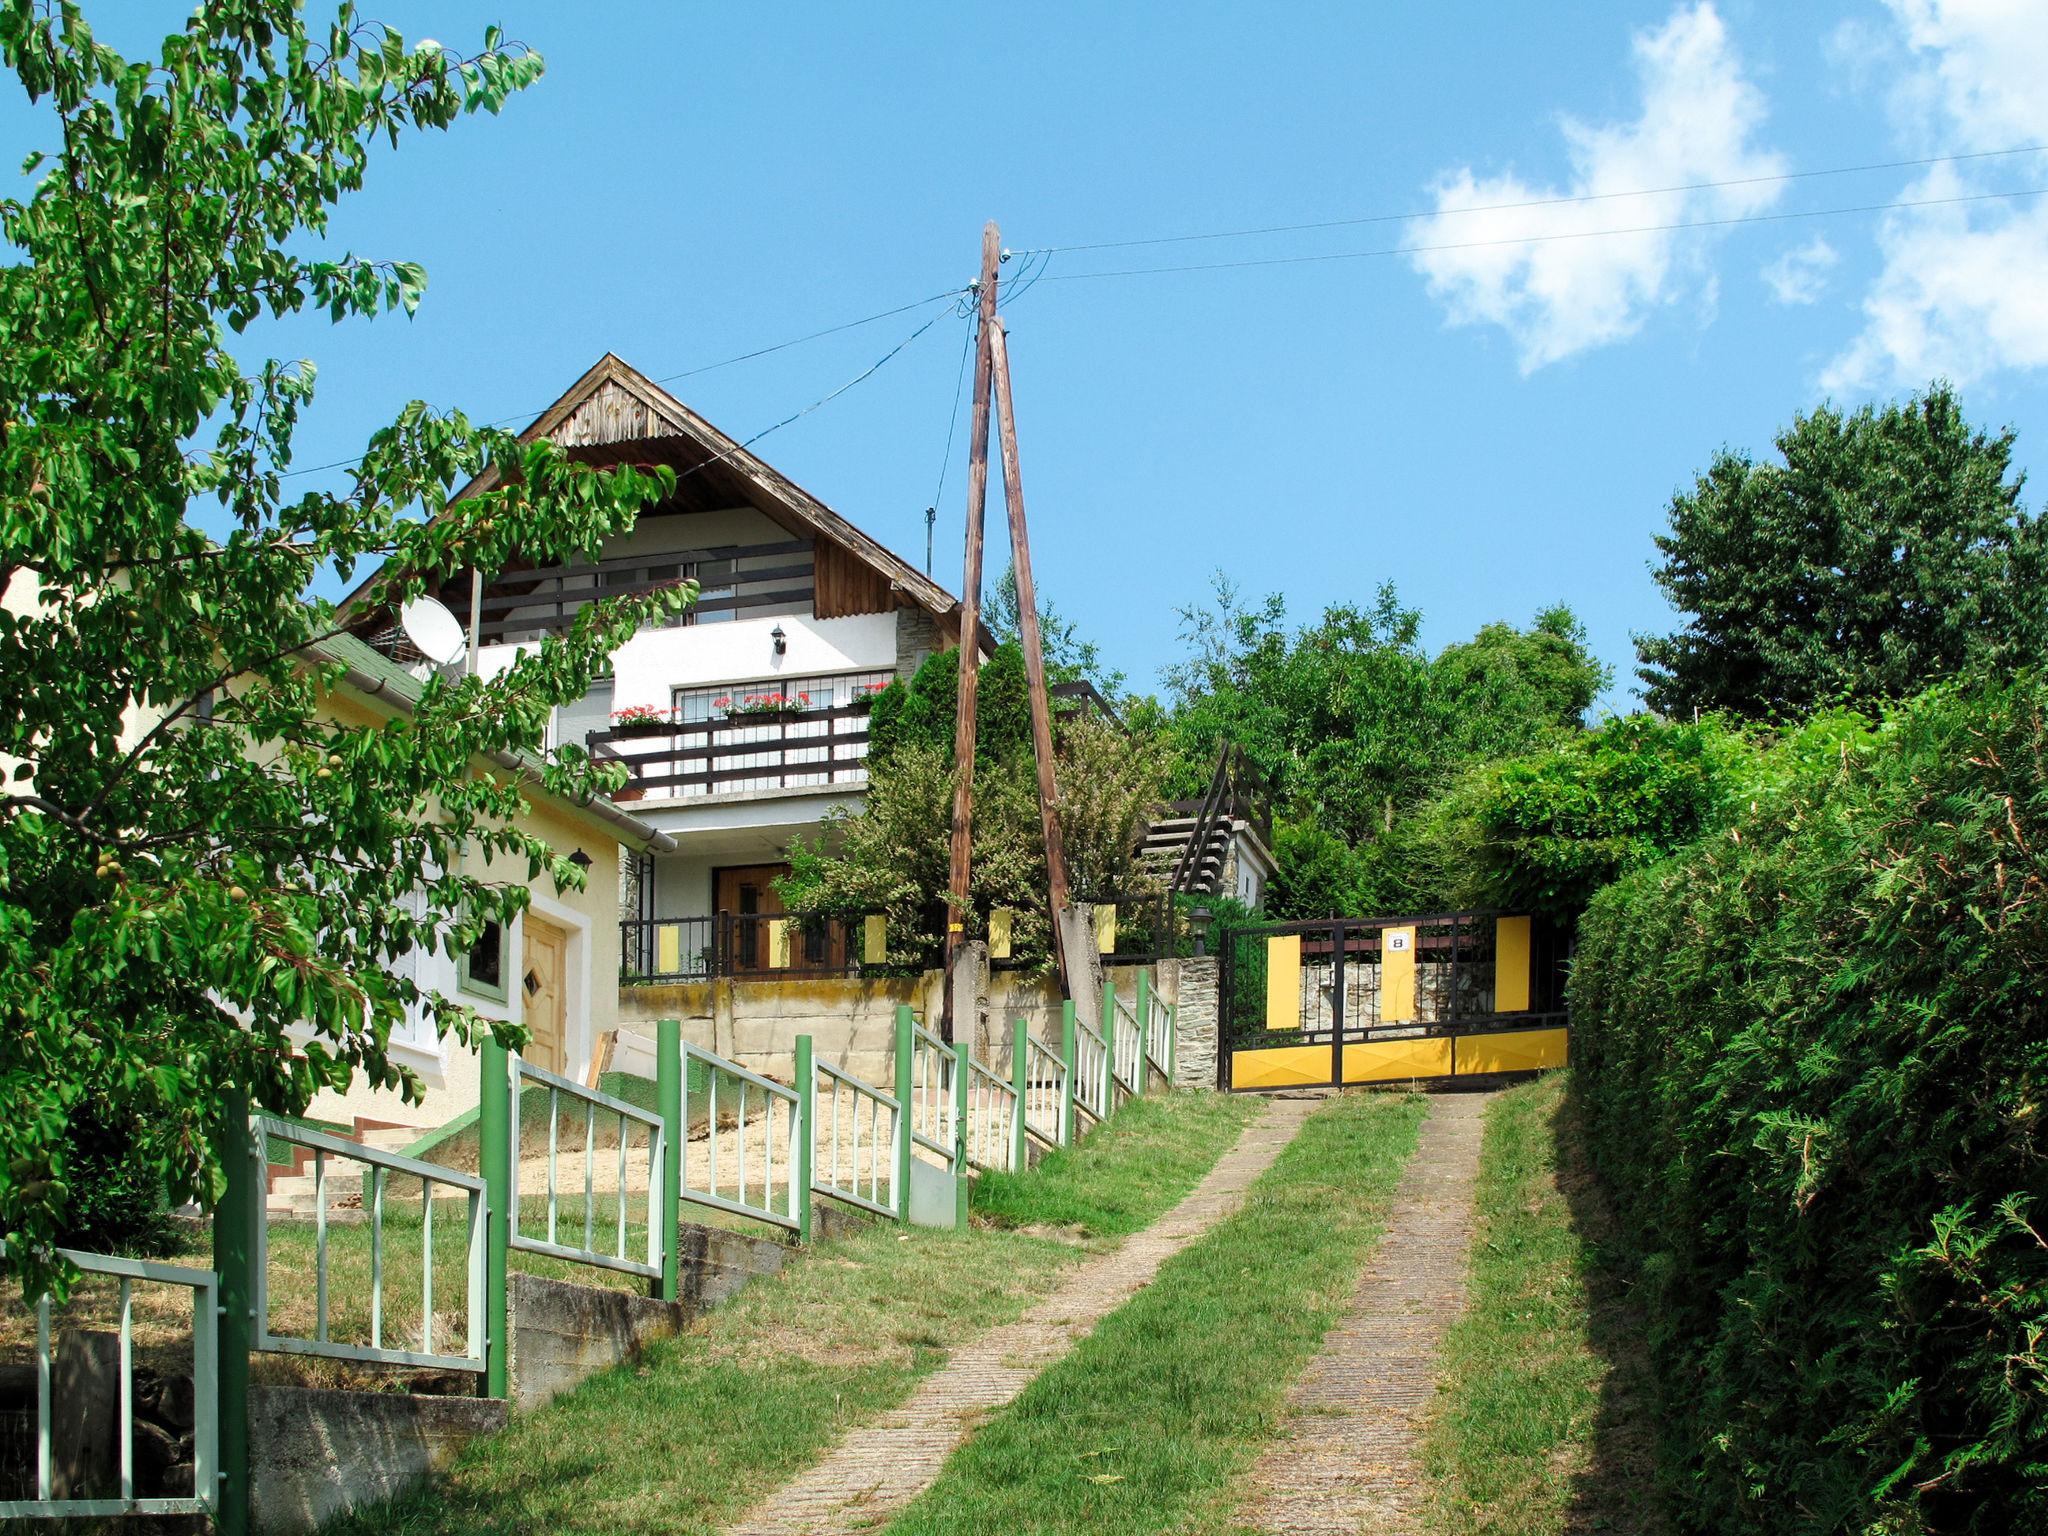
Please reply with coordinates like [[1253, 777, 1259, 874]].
[[1569, 675, 2048, 1534]]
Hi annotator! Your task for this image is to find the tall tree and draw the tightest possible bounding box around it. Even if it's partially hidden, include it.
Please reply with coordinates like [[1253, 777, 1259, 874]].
[[0, 2, 685, 1294], [1636, 385, 2048, 718]]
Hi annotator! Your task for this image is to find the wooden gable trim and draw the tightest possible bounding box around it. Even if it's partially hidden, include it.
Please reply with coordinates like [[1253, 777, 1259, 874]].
[[813, 537, 894, 619]]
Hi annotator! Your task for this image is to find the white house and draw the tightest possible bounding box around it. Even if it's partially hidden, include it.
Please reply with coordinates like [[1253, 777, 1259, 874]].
[[346, 354, 977, 986]]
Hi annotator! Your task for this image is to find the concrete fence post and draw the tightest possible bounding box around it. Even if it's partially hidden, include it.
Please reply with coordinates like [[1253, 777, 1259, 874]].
[[794, 1034, 815, 1244], [478, 1037, 512, 1400], [1011, 1019, 1030, 1170], [894, 1005, 915, 1224], [211, 1093, 255, 1536], [656, 1019, 682, 1302], [1059, 999, 1078, 1146]]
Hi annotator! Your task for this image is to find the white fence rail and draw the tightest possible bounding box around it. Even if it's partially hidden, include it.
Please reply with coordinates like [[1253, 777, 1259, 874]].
[[963, 1058, 1019, 1172], [1110, 994, 1143, 1095], [811, 1059, 902, 1218], [1072, 1014, 1110, 1122], [1021, 1034, 1068, 1146], [1146, 992, 1173, 1077], [0, 1250, 219, 1520], [904, 1017, 957, 1169], [683, 1043, 802, 1232], [253, 1116, 486, 1372], [510, 1059, 665, 1281]]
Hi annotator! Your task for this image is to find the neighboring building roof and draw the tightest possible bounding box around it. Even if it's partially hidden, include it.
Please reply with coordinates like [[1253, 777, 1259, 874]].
[[312, 631, 676, 854], [337, 352, 975, 642]]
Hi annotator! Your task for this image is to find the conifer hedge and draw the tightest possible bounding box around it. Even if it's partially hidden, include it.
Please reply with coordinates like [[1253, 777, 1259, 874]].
[[1570, 677, 2048, 1534]]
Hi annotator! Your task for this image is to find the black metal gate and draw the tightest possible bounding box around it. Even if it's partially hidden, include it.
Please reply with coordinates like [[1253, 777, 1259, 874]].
[[1217, 911, 1568, 1091]]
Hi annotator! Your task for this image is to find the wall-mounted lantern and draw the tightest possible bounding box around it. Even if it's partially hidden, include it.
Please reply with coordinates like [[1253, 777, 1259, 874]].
[[770, 623, 788, 658]]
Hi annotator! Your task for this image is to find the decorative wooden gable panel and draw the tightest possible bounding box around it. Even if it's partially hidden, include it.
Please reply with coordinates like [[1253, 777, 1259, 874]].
[[550, 377, 687, 448], [813, 537, 894, 618]]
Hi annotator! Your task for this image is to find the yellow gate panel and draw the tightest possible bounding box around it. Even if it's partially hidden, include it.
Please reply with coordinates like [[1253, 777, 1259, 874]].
[[656, 922, 683, 976], [1457, 1027, 1568, 1075], [1343, 1035, 1452, 1084], [1380, 925, 1417, 1023], [1495, 915, 1532, 1012], [1264, 934, 1302, 1031], [1232, 1044, 1332, 1090]]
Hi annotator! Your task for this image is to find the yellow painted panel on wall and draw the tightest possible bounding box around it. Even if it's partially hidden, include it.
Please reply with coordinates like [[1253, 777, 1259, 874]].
[[1093, 903, 1118, 954], [767, 918, 790, 970], [1232, 1044, 1331, 1090], [990, 907, 1014, 960], [1456, 1027, 1568, 1075], [863, 914, 888, 965], [1342, 1036, 1453, 1084], [1495, 915, 1532, 1012], [1380, 925, 1417, 1023], [1265, 933, 1302, 1031], [655, 923, 682, 976]]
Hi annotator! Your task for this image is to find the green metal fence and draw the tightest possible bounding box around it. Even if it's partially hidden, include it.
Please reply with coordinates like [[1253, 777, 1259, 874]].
[[5, 981, 1178, 1529]]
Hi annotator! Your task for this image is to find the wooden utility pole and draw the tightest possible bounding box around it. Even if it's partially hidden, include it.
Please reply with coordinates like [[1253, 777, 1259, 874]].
[[942, 222, 1003, 1035], [988, 318, 1073, 992]]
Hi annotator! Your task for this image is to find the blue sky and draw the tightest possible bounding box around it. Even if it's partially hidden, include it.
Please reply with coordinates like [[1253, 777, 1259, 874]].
[[12, 2, 2048, 712]]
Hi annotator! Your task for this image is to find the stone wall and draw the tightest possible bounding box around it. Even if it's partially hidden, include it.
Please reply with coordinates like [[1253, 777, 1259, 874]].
[[1164, 954, 1219, 1091]]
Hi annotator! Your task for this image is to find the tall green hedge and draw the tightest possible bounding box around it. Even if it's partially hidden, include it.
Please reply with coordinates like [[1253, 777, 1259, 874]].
[[1570, 677, 2048, 1535]]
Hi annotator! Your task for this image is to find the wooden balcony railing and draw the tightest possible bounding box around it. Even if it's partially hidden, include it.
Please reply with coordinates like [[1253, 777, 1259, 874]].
[[589, 700, 873, 800], [473, 539, 815, 645]]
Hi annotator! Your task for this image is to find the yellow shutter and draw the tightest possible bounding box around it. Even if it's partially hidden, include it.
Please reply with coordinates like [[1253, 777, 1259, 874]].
[[1265, 934, 1302, 1031], [1381, 925, 1417, 1023], [1494, 915, 1532, 1012]]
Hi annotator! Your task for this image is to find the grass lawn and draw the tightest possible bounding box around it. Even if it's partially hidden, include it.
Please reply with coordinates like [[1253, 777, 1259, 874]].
[[878, 1090, 1428, 1536], [319, 1089, 1261, 1536], [1420, 1072, 1666, 1536]]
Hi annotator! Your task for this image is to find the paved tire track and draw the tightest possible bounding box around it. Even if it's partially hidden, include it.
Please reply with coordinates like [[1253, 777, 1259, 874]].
[[1238, 1090, 1491, 1535], [722, 1093, 1324, 1535]]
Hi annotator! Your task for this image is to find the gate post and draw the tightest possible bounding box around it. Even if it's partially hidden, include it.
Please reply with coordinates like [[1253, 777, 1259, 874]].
[[1330, 921, 1346, 1089], [211, 1095, 255, 1536]]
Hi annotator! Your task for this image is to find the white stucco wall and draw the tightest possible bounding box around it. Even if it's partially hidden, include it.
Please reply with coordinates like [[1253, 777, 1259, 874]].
[[606, 611, 897, 715]]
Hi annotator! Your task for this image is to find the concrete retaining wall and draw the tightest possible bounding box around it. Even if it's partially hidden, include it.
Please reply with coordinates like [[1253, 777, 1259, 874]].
[[250, 1218, 795, 1530], [249, 1384, 507, 1535]]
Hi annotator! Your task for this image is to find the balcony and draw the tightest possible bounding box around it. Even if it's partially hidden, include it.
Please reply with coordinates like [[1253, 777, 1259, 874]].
[[588, 694, 876, 801]]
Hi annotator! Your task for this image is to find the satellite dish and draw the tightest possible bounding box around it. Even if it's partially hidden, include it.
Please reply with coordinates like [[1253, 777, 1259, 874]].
[[399, 595, 468, 668]]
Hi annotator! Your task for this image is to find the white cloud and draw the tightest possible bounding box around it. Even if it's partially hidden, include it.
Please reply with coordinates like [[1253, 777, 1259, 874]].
[[1408, 4, 1784, 372], [1825, 2, 2048, 392], [1762, 236, 1839, 305]]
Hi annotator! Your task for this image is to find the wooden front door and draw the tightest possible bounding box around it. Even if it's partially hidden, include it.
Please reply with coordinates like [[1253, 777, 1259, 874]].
[[716, 864, 787, 974], [521, 915, 568, 1074]]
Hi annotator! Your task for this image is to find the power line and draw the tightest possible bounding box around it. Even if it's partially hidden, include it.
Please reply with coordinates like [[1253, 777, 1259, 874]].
[[1012, 142, 2048, 257], [279, 286, 969, 481], [1032, 184, 2048, 284]]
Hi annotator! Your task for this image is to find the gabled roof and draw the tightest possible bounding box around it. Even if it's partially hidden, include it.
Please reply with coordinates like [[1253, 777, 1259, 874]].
[[339, 352, 966, 633]]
